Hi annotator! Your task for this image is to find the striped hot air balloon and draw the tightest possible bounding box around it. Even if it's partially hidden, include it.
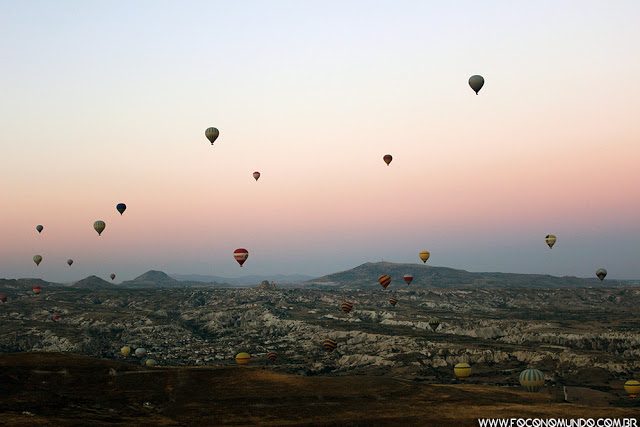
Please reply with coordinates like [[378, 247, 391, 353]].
[[340, 301, 354, 314], [519, 368, 545, 392], [323, 339, 337, 353], [403, 274, 413, 285], [32, 285, 42, 295], [235, 352, 251, 365], [205, 127, 219, 145], [389, 297, 398, 306], [267, 351, 278, 363], [454, 363, 471, 379], [624, 380, 640, 398], [234, 248, 249, 267], [378, 274, 391, 289]]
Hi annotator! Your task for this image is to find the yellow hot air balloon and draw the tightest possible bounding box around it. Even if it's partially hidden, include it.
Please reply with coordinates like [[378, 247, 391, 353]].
[[235, 352, 251, 365], [145, 359, 157, 367], [454, 363, 471, 379], [93, 220, 106, 236], [519, 368, 545, 392], [545, 234, 556, 249], [624, 380, 640, 398], [120, 346, 131, 357], [419, 251, 430, 263]]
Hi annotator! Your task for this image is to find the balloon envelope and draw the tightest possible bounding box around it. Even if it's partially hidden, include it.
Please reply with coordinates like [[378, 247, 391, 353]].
[[93, 220, 106, 236], [624, 380, 640, 397], [378, 274, 391, 289], [389, 297, 398, 306], [120, 346, 131, 357], [545, 234, 557, 249], [267, 351, 278, 362], [110, 273, 116, 280], [205, 127, 219, 145], [67, 259, 73, 266], [323, 339, 337, 353], [519, 369, 545, 392], [454, 363, 471, 379], [253, 171, 260, 181], [383, 154, 392, 165], [235, 352, 251, 365], [341, 301, 354, 314], [596, 268, 607, 281], [36, 225, 43, 233], [33, 255, 42, 266], [0, 293, 7, 303], [403, 274, 413, 285], [419, 251, 430, 263], [469, 75, 485, 94], [32, 286, 42, 294], [116, 203, 127, 215], [234, 248, 249, 267], [134, 348, 147, 358]]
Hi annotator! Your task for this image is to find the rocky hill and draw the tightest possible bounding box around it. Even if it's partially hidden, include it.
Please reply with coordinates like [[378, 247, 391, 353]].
[[71, 275, 118, 289], [307, 262, 608, 288]]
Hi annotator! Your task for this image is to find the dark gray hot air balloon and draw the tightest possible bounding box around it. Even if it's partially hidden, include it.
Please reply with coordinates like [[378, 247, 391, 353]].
[[116, 203, 127, 215], [36, 225, 44, 234], [33, 255, 43, 266], [67, 259, 73, 266], [205, 127, 219, 145], [469, 75, 485, 95], [596, 268, 607, 281]]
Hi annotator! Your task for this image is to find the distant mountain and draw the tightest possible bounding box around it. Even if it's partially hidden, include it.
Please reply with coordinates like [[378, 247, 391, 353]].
[[306, 262, 609, 289], [0, 278, 61, 289], [120, 270, 184, 288], [170, 273, 313, 285], [71, 275, 117, 289]]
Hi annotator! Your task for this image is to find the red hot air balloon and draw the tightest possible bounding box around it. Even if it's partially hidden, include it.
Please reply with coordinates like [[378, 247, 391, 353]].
[[389, 297, 398, 306], [403, 274, 413, 285], [267, 351, 278, 362], [383, 154, 392, 166], [341, 301, 354, 314], [378, 274, 391, 289], [51, 313, 61, 322], [234, 248, 249, 267], [32, 286, 42, 295], [0, 293, 7, 303]]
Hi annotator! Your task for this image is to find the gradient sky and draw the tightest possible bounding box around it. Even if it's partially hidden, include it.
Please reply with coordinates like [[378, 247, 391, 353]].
[[2, 1, 639, 282]]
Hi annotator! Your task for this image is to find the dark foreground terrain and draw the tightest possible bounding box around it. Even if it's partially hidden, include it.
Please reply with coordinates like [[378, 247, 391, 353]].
[[1, 353, 638, 426]]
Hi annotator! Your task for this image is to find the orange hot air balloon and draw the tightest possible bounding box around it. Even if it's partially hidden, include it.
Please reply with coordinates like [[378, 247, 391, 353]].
[[235, 352, 251, 365], [378, 274, 391, 289], [340, 301, 354, 314], [403, 274, 413, 285], [383, 154, 392, 165], [267, 351, 278, 362], [323, 339, 337, 353], [32, 286, 42, 295], [253, 171, 261, 181], [389, 297, 398, 306]]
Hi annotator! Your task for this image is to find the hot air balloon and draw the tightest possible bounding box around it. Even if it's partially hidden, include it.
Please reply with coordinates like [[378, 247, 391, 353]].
[[519, 368, 545, 392], [253, 171, 260, 181], [134, 348, 147, 358], [234, 248, 249, 267], [235, 352, 251, 365], [145, 359, 157, 367], [110, 273, 116, 281], [67, 259, 73, 266], [0, 293, 7, 303], [624, 380, 640, 398], [120, 346, 131, 357], [545, 234, 557, 249], [93, 220, 106, 236], [323, 339, 337, 353], [51, 313, 61, 322], [205, 127, 219, 145], [341, 301, 354, 314], [116, 203, 127, 215], [454, 363, 471, 379], [419, 251, 430, 263], [429, 320, 440, 332], [596, 268, 607, 281], [383, 154, 392, 166], [469, 75, 484, 95], [378, 274, 391, 289], [33, 255, 42, 266], [389, 297, 398, 306], [36, 225, 43, 233], [32, 286, 41, 295], [267, 351, 278, 363], [403, 274, 413, 285]]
